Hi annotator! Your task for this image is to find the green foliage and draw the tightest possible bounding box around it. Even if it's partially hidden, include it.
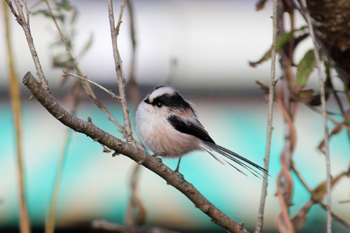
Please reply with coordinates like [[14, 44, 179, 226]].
[[295, 49, 316, 89]]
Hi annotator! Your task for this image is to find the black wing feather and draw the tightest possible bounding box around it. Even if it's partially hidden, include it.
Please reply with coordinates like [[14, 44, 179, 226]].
[[167, 115, 215, 143]]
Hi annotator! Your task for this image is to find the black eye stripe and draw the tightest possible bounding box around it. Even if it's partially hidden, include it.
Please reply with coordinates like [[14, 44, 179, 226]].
[[151, 93, 192, 110]]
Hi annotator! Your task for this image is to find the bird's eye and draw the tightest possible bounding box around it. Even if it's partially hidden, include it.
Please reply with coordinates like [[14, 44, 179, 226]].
[[156, 102, 162, 108]]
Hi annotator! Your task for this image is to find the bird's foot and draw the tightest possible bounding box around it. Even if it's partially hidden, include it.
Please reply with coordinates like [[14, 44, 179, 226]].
[[174, 169, 184, 180], [152, 152, 165, 165]]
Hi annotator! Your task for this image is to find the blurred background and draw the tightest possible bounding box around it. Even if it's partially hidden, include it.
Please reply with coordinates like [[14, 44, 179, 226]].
[[1, 0, 349, 232]]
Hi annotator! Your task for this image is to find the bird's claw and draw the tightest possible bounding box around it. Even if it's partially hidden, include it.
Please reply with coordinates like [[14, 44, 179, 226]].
[[175, 170, 184, 180], [152, 152, 164, 165]]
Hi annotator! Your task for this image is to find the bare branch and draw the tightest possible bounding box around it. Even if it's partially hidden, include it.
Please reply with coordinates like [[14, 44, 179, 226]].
[[3, 1, 31, 232], [254, 0, 278, 232], [300, 1, 332, 232], [64, 72, 121, 101], [23, 0, 30, 25], [124, 0, 146, 226], [293, 95, 350, 131], [42, 0, 126, 135], [108, 0, 134, 142], [43, 0, 96, 98], [319, 202, 350, 228], [23, 72, 249, 233], [126, 0, 141, 107], [45, 85, 83, 233], [124, 164, 146, 226], [5, 0, 50, 93], [293, 164, 350, 229]]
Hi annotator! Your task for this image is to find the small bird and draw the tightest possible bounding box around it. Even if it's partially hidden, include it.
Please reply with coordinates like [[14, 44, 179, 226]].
[[136, 84, 267, 177]]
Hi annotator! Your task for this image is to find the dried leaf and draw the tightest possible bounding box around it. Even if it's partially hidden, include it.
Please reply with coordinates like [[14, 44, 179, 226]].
[[298, 89, 314, 103], [256, 0, 268, 11], [297, 89, 329, 106], [256, 80, 272, 102], [295, 49, 316, 89], [256, 80, 269, 94], [317, 124, 343, 151], [312, 171, 347, 202], [292, 170, 349, 230], [292, 200, 313, 230]]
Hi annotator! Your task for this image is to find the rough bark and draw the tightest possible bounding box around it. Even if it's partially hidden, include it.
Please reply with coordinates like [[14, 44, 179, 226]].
[[305, 0, 350, 83]]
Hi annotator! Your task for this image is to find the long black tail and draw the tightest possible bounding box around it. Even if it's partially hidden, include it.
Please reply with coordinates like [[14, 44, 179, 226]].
[[202, 141, 268, 178]]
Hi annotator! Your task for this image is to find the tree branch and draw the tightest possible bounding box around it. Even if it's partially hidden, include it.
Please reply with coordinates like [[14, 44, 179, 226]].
[[292, 164, 350, 229], [42, 0, 126, 135], [299, 1, 332, 232], [5, 0, 50, 93], [108, 0, 133, 142], [254, 0, 278, 232], [23, 72, 249, 233], [3, 1, 31, 232], [64, 72, 121, 101]]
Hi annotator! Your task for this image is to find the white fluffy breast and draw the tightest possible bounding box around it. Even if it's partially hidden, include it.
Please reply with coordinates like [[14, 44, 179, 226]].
[[136, 100, 201, 157]]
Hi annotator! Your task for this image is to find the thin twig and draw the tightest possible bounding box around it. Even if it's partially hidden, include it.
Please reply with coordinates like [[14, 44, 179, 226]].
[[254, 0, 278, 232], [275, 5, 297, 231], [43, 0, 96, 98], [294, 96, 350, 131], [319, 202, 350, 228], [125, 164, 147, 226], [292, 164, 350, 229], [291, 163, 312, 193], [5, 0, 50, 93], [124, 0, 147, 226], [329, 81, 350, 145], [64, 72, 121, 101], [343, 83, 350, 111], [108, 0, 134, 142], [300, 1, 331, 232], [45, 82, 84, 233], [126, 0, 141, 107], [3, 2, 31, 233], [43, 0, 126, 135], [45, 110, 75, 233]]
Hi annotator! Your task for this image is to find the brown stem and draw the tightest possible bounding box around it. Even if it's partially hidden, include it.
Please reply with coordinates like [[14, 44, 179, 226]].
[[5, 0, 50, 93], [254, 0, 278, 231], [108, 0, 134, 142], [300, 1, 331, 232], [43, 0, 126, 135], [3, 2, 31, 233]]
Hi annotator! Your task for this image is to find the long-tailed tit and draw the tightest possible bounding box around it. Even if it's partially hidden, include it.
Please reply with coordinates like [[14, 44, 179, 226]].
[[136, 85, 267, 177]]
